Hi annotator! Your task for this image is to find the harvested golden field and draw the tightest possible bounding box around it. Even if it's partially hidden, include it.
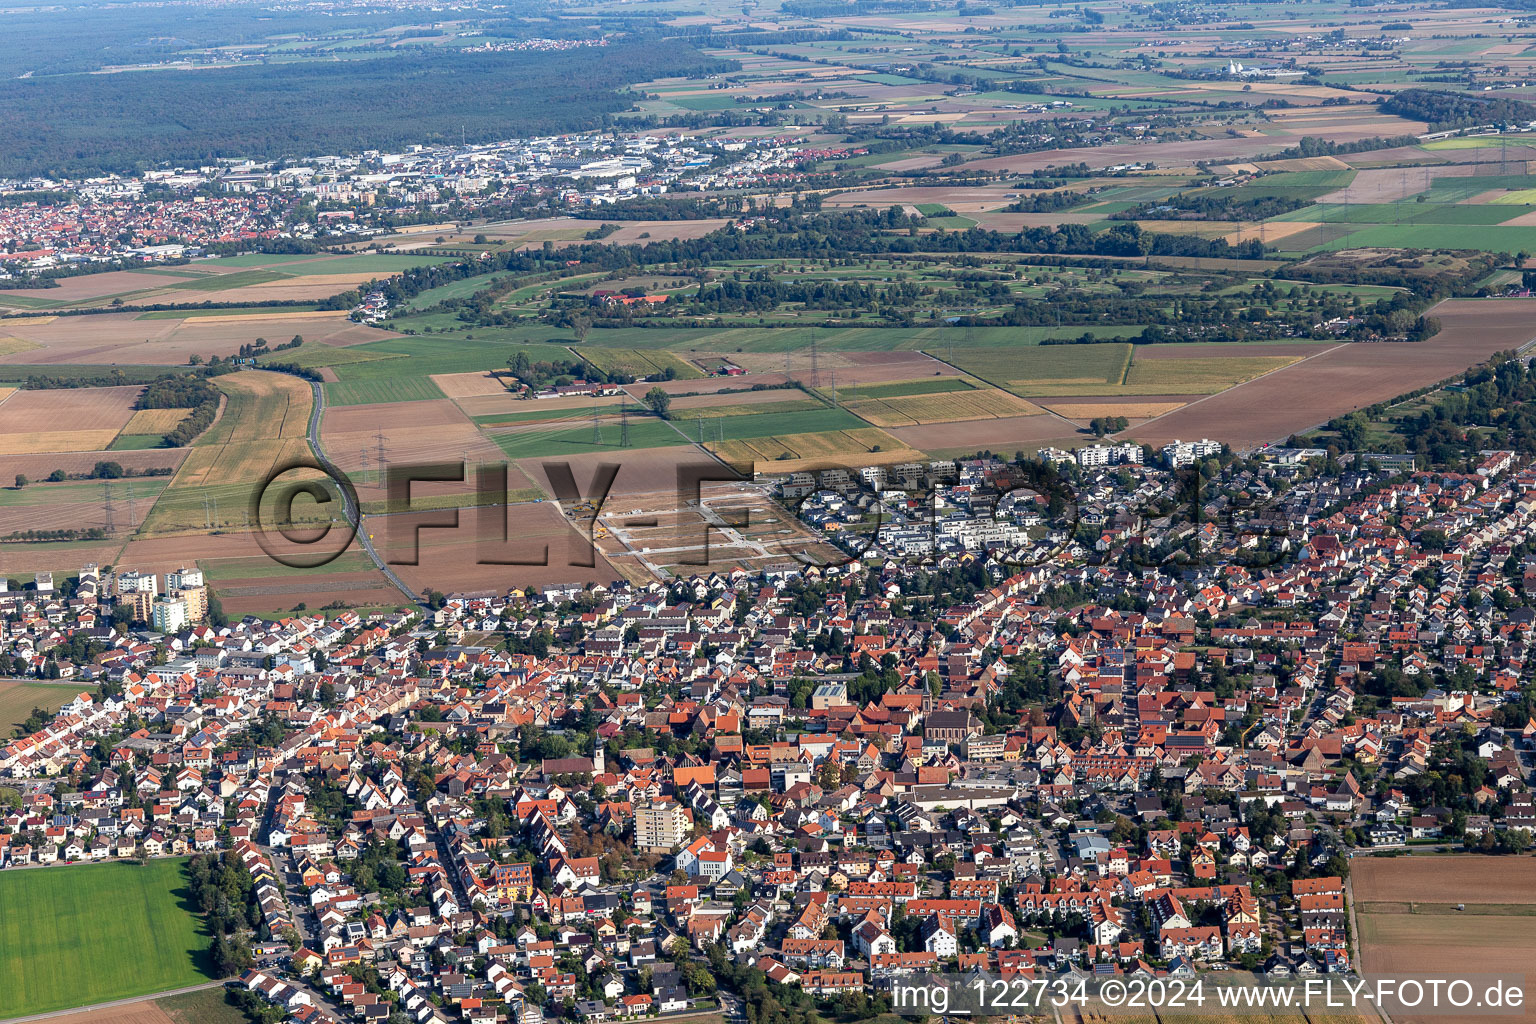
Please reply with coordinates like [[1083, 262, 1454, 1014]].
[[0, 311, 391, 365], [1251, 155, 1352, 172], [0, 386, 140, 432], [709, 427, 922, 472], [0, 387, 14, 404], [887, 413, 1074, 453], [845, 388, 1042, 426], [431, 370, 512, 399], [1043, 400, 1189, 419], [175, 310, 347, 324], [1009, 380, 1184, 397], [1224, 221, 1321, 245], [1124, 354, 1302, 391], [0, 337, 41, 357], [141, 371, 317, 533], [122, 408, 191, 434], [0, 429, 121, 454]]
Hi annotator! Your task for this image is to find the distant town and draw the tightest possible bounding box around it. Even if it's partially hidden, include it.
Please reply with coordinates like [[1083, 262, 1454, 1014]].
[[0, 131, 835, 277]]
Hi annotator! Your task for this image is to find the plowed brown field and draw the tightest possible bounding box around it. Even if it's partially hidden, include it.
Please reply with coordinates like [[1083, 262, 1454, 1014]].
[[1128, 299, 1535, 447]]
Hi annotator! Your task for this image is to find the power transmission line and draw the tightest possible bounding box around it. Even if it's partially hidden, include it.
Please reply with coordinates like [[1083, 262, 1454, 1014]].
[[809, 328, 820, 390]]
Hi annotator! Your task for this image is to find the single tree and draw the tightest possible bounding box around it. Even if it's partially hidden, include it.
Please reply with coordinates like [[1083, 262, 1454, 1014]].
[[645, 386, 672, 419]]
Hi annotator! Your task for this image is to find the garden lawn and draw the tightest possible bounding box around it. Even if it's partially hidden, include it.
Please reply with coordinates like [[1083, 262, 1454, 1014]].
[[0, 858, 214, 1016]]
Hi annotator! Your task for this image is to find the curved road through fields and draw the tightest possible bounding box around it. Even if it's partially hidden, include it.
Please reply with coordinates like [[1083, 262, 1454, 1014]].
[[295, 375, 420, 608]]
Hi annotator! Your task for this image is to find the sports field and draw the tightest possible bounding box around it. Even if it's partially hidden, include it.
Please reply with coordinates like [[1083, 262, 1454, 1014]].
[[0, 859, 213, 1017]]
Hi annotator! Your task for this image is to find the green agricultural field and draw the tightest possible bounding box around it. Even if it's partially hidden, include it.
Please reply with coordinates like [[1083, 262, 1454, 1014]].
[[490, 419, 690, 459], [108, 434, 167, 450], [138, 305, 322, 320], [1269, 202, 1521, 225], [0, 859, 214, 1016], [196, 253, 334, 268], [923, 215, 978, 229], [676, 406, 866, 441], [575, 323, 1144, 354], [1423, 136, 1524, 150], [832, 377, 975, 400], [1124, 354, 1301, 391], [1426, 174, 1536, 199], [0, 293, 67, 309], [574, 346, 703, 380], [325, 335, 533, 379], [0, 365, 193, 386], [0, 681, 82, 735], [325, 375, 446, 406], [472, 400, 626, 427], [278, 253, 456, 276], [949, 343, 1132, 392], [1255, 169, 1357, 188], [1316, 222, 1536, 254], [1486, 188, 1536, 205], [659, 92, 744, 111], [197, 551, 379, 580], [0, 478, 169, 509], [400, 270, 521, 310], [676, 398, 826, 419], [1225, 184, 1334, 203], [256, 344, 406, 370], [174, 269, 288, 292]]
